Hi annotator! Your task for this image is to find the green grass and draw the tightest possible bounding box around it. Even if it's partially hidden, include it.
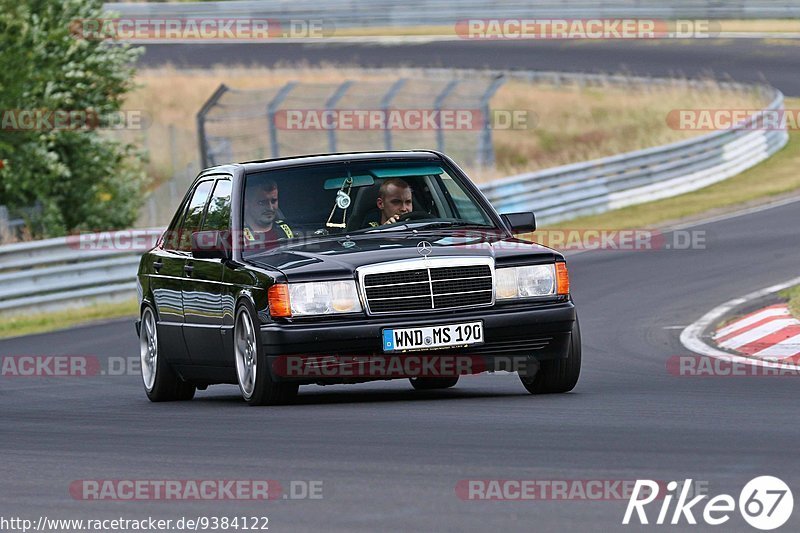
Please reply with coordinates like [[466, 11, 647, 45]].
[[779, 285, 800, 319], [549, 99, 800, 230], [0, 299, 138, 340]]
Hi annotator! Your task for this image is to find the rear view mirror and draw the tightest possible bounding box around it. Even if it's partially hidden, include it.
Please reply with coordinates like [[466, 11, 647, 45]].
[[191, 230, 231, 260], [323, 174, 375, 190], [501, 212, 536, 232]]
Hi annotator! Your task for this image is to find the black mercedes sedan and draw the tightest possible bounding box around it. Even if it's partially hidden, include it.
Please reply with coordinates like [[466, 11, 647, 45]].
[[136, 150, 580, 405]]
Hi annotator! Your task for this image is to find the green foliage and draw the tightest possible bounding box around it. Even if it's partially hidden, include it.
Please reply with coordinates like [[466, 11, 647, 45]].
[[0, 0, 146, 237], [779, 285, 800, 320]]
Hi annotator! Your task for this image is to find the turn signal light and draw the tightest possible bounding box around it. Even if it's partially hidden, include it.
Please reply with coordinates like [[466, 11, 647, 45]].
[[268, 284, 292, 318], [556, 263, 570, 295]]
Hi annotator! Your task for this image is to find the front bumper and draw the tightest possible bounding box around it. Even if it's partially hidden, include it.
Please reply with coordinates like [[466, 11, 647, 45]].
[[260, 300, 576, 382]]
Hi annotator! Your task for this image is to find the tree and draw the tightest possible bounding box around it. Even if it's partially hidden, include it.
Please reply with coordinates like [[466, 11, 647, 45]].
[[0, 0, 146, 237]]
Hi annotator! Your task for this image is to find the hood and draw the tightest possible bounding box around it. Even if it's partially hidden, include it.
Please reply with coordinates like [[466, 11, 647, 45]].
[[246, 230, 559, 282]]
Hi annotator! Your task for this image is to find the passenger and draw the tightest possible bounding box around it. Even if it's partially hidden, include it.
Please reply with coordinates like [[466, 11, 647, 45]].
[[243, 179, 294, 244]]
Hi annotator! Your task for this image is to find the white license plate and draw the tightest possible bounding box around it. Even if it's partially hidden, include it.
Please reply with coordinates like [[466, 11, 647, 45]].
[[382, 321, 484, 352]]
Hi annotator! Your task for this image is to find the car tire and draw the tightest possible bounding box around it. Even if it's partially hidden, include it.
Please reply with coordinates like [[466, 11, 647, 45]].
[[140, 305, 196, 402], [234, 301, 298, 406], [409, 376, 460, 390], [519, 317, 582, 395]]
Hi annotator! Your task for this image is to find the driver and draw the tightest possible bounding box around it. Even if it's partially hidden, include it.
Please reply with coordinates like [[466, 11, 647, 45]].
[[364, 178, 413, 227], [243, 179, 294, 245]]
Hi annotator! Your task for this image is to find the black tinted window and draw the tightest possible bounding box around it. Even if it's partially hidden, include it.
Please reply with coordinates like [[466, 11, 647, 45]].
[[202, 179, 232, 232], [177, 180, 214, 251]]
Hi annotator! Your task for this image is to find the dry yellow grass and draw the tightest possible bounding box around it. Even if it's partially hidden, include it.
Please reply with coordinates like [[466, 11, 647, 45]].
[[547, 97, 800, 230], [119, 65, 765, 185], [718, 19, 800, 33]]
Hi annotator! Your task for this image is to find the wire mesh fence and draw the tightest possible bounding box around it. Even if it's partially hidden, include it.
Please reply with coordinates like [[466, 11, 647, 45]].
[[198, 73, 506, 169]]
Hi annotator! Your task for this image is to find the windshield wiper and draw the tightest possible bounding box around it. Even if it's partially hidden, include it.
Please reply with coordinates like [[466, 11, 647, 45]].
[[408, 221, 495, 230], [363, 223, 412, 233], [362, 220, 495, 233]]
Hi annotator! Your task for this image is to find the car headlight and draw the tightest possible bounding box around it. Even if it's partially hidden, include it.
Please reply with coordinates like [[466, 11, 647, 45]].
[[496, 264, 559, 300], [269, 281, 362, 317]]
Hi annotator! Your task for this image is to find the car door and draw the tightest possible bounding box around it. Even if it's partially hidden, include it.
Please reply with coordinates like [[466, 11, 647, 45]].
[[150, 181, 212, 365], [155, 178, 214, 365], [181, 177, 232, 365]]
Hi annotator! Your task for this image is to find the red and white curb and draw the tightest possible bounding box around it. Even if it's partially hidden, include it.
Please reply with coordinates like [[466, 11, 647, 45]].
[[713, 304, 800, 362], [680, 276, 800, 370]]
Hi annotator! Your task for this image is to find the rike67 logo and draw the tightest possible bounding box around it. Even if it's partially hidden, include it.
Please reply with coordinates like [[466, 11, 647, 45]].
[[623, 477, 793, 530]]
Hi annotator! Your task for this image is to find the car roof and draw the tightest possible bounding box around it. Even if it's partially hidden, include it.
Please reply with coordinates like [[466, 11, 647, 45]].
[[200, 150, 444, 176]]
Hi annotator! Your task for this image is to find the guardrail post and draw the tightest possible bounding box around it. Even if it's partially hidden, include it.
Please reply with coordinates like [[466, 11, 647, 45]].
[[380, 78, 407, 150], [0, 206, 8, 243], [434, 80, 460, 153], [267, 82, 298, 158], [325, 81, 353, 153], [196, 84, 229, 168], [477, 74, 506, 168]]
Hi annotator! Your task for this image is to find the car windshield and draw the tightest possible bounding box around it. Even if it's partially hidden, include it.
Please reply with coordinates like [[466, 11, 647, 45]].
[[241, 159, 496, 256]]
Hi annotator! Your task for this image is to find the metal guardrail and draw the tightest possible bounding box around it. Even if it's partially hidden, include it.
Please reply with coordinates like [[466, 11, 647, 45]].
[[105, 1, 800, 24], [0, 230, 161, 314], [481, 88, 788, 224], [0, 71, 789, 315]]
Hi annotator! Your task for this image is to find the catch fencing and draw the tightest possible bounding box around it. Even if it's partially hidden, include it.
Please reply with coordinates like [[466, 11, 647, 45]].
[[197, 75, 505, 169]]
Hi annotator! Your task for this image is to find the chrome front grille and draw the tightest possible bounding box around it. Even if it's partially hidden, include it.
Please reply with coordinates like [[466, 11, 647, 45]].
[[358, 258, 494, 315]]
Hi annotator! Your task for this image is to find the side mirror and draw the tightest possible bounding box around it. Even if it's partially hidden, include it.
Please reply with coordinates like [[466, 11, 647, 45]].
[[191, 230, 231, 260], [501, 212, 536, 232]]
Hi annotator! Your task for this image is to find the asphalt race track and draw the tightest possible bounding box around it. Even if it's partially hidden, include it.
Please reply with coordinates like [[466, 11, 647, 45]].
[[140, 39, 800, 96], [3, 198, 800, 532]]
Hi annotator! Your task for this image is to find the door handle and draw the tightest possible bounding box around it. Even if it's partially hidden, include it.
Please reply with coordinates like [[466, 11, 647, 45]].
[[152, 260, 163, 272], [184, 264, 194, 275]]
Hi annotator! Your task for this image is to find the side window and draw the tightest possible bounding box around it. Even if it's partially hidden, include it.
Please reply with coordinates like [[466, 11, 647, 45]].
[[202, 179, 232, 232], [177, 180, 214, 252], [163, 196, 191, 251]]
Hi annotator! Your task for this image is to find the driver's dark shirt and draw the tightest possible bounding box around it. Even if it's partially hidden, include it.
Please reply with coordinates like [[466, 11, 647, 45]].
[[362, 210, 382, 228]]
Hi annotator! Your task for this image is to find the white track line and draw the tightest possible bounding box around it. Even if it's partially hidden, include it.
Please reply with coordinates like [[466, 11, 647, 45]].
[[680, 276, 800, 369]]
